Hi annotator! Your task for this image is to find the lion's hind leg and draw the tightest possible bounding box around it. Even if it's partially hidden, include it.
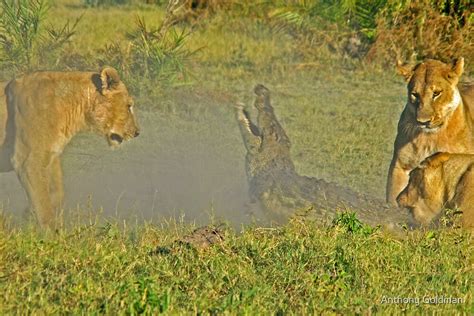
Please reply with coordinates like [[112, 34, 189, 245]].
[[49, 157, 64, 216], [14, 152, 56, 229], [0, 146, 13, 172]]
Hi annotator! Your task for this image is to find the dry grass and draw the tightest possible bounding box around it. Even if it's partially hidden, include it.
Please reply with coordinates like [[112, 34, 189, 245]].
[[367, 0, 473, 72]]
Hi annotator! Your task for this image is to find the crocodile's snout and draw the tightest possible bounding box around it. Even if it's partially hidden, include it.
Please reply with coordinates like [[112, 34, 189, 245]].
[[254, 84, 270, 97]]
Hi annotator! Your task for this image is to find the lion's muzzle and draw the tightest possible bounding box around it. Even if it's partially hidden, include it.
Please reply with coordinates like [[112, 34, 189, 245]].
[[396, 191, 409, 208], [417, 120, 443, 132]]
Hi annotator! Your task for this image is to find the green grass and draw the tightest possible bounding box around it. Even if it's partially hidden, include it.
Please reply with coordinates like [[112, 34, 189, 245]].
[[48, 1, 165, 52], [0, 221, 472, 314], [0, 0, 473, 313]]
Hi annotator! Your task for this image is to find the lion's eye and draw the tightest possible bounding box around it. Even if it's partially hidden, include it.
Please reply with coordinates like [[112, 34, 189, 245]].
[[433, 91, 442, 99], [128, 104, 133, 113]]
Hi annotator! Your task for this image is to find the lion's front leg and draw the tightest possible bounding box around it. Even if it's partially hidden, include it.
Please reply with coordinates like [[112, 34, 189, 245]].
[[14, 153, 56, 229], [386, 159, 410, 206]]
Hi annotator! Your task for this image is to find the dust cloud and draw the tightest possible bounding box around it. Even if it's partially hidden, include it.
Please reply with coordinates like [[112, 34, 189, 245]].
[[0, 97, 266, 228]]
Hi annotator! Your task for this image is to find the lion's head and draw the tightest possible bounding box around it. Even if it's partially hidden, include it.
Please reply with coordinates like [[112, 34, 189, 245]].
[[88, 67, 140, 147], [397, 58, 464, 132], [396, 153, 451, 225]]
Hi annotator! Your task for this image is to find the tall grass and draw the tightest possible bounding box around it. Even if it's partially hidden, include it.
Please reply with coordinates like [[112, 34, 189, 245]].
[[195, 0, 473, 68], [367, 0, 473, 68], [84, 0, 130, 6], [0, 0, 80, 76], [100, 0, 197, 93], [0, 219, 471, 314]]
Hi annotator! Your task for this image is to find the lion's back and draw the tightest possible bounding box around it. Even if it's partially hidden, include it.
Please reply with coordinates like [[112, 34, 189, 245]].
[[4, 71, 98, 138], [9, 71, 96, 108]]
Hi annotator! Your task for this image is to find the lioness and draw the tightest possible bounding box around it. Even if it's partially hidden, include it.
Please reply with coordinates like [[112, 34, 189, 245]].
[[387, 57, 474, 205], [397, 152, 474, 229], [0, 67, 140, 228]]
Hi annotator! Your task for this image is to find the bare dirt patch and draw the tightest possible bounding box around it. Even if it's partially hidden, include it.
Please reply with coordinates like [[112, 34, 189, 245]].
[[0, 88, 263, 227]]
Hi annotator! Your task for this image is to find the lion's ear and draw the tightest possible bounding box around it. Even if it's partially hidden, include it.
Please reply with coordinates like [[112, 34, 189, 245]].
[[448, 57, 464, 82], [100, 67, 121, 91], [396, 60, 414, 82]]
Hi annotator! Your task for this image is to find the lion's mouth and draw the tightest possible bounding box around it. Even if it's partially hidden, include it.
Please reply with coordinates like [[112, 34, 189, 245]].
[[419, 122, 442, 133], [108, 133, 124, 147]]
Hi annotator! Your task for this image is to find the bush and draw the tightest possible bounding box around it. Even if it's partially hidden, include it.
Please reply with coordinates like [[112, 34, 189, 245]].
[[0, 0, 80, 76], [367, 0, 473, 71], [99, 1, 197, 92], [332, 212, 377, 236], [265, 0, 473, 68], [264, 1, 388, 60]]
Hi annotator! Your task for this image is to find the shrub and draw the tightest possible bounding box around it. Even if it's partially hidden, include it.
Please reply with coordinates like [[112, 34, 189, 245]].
[[0, 0, 80, 76], [366, 0, 473, 71], [99, 0, 197, 91], [332, 212, 377, 236], [265, 0, 473, 68], [264, 1, 388, 60]]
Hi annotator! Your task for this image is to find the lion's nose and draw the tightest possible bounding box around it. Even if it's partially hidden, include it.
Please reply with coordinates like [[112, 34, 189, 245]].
[[396, 191, 409, 207], [134, 130, 140, 137], [417, 119, 431, 127]]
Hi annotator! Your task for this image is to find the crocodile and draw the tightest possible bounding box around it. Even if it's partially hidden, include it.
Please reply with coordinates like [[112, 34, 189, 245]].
[[235, 84, 411, 227]]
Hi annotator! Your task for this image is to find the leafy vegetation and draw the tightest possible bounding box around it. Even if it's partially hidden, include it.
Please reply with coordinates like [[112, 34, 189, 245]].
[[2, 0, 472, 80], [368, 0, 473, 66], [332, 212, 377, 236], [0, 0, 80, 76], [101, 5, 197, 93], [0, 220, 472, 314]]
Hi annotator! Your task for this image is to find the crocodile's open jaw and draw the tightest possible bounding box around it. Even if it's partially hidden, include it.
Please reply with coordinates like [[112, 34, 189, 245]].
[[242, 109, 260, 136]]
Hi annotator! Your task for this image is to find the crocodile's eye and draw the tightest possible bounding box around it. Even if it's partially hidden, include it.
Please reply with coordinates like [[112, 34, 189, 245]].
[[433, 90, 442, 99], [410, 92, 419, 103]]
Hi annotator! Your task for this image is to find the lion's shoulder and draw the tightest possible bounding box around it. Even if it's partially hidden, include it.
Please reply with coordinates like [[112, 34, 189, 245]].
[[12, 71, 97, 92]]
